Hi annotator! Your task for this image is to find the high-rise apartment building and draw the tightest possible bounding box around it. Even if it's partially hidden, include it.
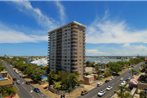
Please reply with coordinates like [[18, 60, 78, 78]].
[[48, 21, 85, 79]]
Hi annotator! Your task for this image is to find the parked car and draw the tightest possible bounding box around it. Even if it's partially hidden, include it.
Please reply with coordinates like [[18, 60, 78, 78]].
[[111, 76, 115, 80], [97, 83, 101, 87], [81, 90, 88, 96], [97, 90, 105, 97], [26, 81, 31, 85], [106, 86, 113, 90], [112, 72, 120, 76], [33, 88, 40, 93], [105, 80, 110, 83]]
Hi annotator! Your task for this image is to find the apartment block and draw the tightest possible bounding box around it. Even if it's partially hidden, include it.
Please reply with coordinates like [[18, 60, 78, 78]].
[[48, 21, 85, 79]]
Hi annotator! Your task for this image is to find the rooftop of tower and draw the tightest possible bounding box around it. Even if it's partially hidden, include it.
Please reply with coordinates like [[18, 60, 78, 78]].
[[48, 21, 86, 33]]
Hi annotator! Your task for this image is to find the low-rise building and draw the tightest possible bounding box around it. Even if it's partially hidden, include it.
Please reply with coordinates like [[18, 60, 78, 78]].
[[84, 67, 95, 74], [0, 71, 13, 86], [83, 74, 96, 84]]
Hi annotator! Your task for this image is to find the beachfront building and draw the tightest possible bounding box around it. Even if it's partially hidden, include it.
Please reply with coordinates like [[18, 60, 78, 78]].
[[48, 21, 85, 79]]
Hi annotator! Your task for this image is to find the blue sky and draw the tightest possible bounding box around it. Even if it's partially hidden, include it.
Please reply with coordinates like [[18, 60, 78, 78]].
[[0, 1, 147, 56]]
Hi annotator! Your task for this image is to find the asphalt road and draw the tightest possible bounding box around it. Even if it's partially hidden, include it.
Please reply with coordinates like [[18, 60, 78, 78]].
[[1, 60, 49, 98], [78, 62, 144, 98]]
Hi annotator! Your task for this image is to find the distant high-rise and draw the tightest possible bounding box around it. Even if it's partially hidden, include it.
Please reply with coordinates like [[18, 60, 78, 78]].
[[48, 21, 85, 79]]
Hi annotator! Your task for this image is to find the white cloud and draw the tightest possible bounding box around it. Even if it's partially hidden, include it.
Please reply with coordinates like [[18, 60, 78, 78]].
[[86, 49, 107, 56], [0, 22, 47, 43], [87, 18, 147, 44], [86, 44, 147, 56], [86, 15, 147, 56], [55, 1, 66, 24], [12, 0, 58, 30], [0, 1, 67, 44], [121, 44, 147, 56]]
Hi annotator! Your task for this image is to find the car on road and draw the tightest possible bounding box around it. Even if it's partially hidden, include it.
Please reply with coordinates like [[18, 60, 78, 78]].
[[120, 81, 126, 86], [81, 90, 88, 96], [97, 90, 105, 97], [13, 78, 16, 81], [106, 86, 113, 90], [33, 88, 40, 93], [16, 80, 20, 85]]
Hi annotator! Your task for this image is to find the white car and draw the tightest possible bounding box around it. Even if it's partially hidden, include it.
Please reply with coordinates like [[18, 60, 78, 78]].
[[120, 81, 126, 86], [16, 80, 20, 85], [97, 82, 102, 87], [97, 90, 105, 97], [120, 77, 123, 81], [106, 86, 113, 90]]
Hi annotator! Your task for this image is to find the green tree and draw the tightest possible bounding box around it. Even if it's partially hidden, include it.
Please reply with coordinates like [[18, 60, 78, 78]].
[[104, 68, 111, 77], [130, 69, 138, 76], [0, 86, 16, 97], [48, 71, 56, 86], [53, 81, 62, 90], [0, 65, 4, 72], [140, 91, 147, 98], [117, 85, 126, 98], [48, 71, 79, 91]]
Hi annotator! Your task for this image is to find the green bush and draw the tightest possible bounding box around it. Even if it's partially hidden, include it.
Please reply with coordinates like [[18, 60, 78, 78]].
[[0, 86, 16, 97], [48, 71, 79, 91]]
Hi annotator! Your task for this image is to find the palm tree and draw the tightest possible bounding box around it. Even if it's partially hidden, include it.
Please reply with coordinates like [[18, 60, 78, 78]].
[[117, 85, 125, 98], [117, 85, 132, 98], [54, 81, 62, 90]]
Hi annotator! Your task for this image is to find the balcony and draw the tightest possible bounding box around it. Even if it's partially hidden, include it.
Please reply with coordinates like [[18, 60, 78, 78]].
[[71, 24, 78, 28], [71, 55, 78, 58], [71, 48, 77, 51], [71, 42, 77, 44], [71, 66, 78, 70], [71, 28, 79, 32]]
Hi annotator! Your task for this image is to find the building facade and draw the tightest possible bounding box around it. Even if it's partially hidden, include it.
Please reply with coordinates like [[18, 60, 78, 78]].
[[48, 21, 85, 79]]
